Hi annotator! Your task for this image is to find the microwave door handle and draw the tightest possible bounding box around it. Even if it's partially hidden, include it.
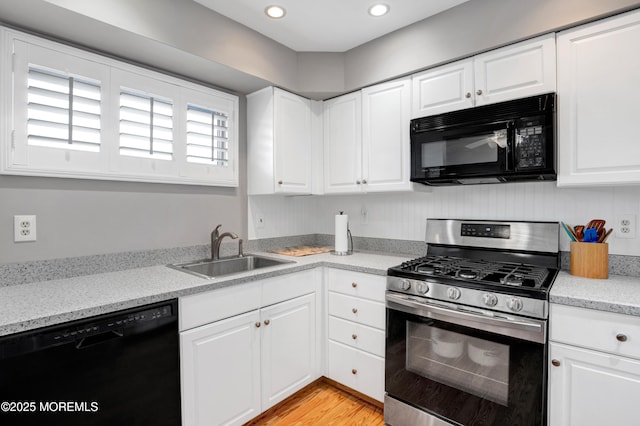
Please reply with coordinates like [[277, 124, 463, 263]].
[[505, 121, 515, 171], [386, 293, 545, 344]]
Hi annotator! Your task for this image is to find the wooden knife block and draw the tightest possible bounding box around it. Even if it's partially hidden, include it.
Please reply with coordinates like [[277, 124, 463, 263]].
[[570, 242, 609, 279]]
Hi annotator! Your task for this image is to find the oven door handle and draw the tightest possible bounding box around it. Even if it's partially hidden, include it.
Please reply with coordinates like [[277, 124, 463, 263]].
[[386, 293, 546, 344]]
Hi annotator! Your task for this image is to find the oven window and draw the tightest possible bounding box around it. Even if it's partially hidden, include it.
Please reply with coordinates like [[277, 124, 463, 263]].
[[406, 322, 509, 406], [421, 130, 505, 168]]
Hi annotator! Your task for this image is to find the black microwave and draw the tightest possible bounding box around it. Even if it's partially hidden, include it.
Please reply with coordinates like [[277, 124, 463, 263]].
[[410, 93, 556, 185]]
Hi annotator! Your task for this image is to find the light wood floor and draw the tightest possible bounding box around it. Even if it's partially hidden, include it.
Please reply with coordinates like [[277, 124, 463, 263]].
[[244, 378, 384, 426]]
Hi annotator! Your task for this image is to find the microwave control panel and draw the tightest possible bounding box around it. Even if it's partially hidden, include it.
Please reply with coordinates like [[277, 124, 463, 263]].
[[515, 117, 547, 169]]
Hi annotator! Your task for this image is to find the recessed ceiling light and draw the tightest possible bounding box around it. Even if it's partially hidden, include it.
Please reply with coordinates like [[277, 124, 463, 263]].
[[265, 5, 286, 19], [368, 4, 390, 17]]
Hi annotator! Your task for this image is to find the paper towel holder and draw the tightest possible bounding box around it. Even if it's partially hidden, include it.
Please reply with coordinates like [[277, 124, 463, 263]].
[[332, 211, 353, 256]]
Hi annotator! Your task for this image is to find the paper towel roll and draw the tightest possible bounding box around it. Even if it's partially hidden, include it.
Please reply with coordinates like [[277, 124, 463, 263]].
[[335, 213, 349, 253]]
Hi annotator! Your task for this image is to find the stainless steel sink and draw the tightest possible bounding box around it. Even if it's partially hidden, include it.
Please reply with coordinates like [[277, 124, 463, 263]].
[[168, 254, 294, 279]]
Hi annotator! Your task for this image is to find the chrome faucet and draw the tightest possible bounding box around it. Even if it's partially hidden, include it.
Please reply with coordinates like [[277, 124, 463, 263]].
[[211, 224, 238, 260]]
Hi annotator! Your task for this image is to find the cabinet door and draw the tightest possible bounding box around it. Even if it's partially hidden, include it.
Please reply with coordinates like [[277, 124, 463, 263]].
[[548, 342, 640, 426], [362, 78, 412, 192], [411, 59, 474, 117], [180, 310, 261, 426], [323, 92, 362, 193], [273, 88, 312, 193], [474, 33, 556, 106], [557, 10, 640, 186], [260, 293, 318, 410]]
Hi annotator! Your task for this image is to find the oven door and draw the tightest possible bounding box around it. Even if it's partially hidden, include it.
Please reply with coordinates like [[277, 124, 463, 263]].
[[385, 292, 547, 426]]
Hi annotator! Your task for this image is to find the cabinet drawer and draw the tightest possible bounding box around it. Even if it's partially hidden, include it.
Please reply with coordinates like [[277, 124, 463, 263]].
[[550, 304, 640, 360], [328, 340, 384, 402], [180, 281, 261, 331], [328, 292, 385, 329], [327, 268, 386, 302], [328, 315, 385, 357]]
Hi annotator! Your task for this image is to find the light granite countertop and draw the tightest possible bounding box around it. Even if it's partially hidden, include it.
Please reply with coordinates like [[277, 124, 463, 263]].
[[550, 271, 640, 316], [0, 251, 411, 337], [3, 250, 640, 337]]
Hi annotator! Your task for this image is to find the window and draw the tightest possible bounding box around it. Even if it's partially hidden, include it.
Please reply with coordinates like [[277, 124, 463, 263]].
[[186, 104, 228, 166], [27, 66, 101, 153], [2, 27, 239, 186], [119, 88, 174, 161]]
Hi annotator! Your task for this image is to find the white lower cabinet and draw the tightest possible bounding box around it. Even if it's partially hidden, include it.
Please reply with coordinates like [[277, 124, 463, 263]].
[[180, 270, 320, 426], [181, 310, 261, 426], [548, 304, 640, 426], [326, 268, 386, 402]]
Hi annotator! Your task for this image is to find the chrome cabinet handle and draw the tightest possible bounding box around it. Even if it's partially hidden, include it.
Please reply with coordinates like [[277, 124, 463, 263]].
[[476, 89, 483, 95], [351, 369, 357, 375], [264, 319, 270, 326], [255, 322, 261, 328], [356, 180, 361, 185], [465, 92, 471, 98], [352, 334, 358, 340], [351, 282, 358, 288], [352, 308, 358, 314], [551, 359, 561, 367], [616, 334, 628, 342], [362, 179, 367, 184], [277, 180, 283, 185]]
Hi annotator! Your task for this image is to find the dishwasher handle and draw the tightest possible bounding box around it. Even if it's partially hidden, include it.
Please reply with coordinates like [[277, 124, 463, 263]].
[[75, 329, 124, 350]]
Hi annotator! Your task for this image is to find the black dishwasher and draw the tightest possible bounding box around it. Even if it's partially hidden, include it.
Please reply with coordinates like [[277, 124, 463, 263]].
[[0, 299, 181, 426]]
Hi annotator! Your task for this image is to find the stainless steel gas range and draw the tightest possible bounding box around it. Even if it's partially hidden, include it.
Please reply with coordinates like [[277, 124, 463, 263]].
[[384, 219, 560, 426]]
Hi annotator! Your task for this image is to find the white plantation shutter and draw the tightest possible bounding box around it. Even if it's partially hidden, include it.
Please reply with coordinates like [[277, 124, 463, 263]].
[[119, 88, 174, 160], [4, 28, 238, 186], [27, 66, 101, 152], [186, 104, 229, 166]]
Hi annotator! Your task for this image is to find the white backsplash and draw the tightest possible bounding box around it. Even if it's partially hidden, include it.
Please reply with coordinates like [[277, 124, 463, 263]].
[[249, 182, 640, 256]]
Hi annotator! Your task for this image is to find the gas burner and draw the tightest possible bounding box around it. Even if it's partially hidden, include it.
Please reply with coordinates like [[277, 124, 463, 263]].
[[500, 274, 524, 286], [416, 264, 437, 275], [456, 269, 478, 280]]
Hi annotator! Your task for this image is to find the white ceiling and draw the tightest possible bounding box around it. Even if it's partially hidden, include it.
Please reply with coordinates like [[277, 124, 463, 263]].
[[193, 0, 470, 52]]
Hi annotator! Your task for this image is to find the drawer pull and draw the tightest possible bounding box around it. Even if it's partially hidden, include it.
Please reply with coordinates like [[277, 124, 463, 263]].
[[616, 333, 628, 342], [351, 369, 357, 375], [352, 308, 358, 314], [551, 359, 561, 367], [255, 322, 261, 328], [352, 282, 358, 288], [264, 319, 270, 326], [352, 334, 358, 340]]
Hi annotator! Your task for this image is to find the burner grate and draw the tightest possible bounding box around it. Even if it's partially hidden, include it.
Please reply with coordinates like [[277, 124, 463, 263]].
[[403, 255, 550, 289]]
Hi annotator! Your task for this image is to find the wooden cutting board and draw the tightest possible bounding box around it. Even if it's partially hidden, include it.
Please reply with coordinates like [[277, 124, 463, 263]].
[[270, 246, 333, 257]]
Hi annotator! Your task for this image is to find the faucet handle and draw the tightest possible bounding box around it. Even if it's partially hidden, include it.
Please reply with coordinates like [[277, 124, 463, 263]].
[[238, 239, 244, 257]]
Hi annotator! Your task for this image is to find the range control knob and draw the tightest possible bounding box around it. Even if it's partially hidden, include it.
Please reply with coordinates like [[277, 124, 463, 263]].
[[416, 282, 430, 295], [399, 279, 411, 291], [447, 287, 461, 300], [482, 293, 498, 307], [507, 297, 523, 312]]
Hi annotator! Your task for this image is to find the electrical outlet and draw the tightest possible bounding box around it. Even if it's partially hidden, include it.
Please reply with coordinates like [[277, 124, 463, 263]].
[[255, 213, 265, 229], [14, 215, 37, 242], [361, 206, 368, 224], [616, 214, 636, 239]]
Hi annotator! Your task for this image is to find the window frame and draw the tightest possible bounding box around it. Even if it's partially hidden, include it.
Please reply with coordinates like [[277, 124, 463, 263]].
[[1, 27, 239, 187]]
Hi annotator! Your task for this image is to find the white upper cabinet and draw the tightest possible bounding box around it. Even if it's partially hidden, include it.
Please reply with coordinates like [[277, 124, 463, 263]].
[[557, 9, 640, 187], [323, 91, 363, 193], [362, 79, 412, 192], [412, 59, 474, 117], [411, 33, 556, 118], [247, 87, 320, 195], [324, 78, 411, 194]]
